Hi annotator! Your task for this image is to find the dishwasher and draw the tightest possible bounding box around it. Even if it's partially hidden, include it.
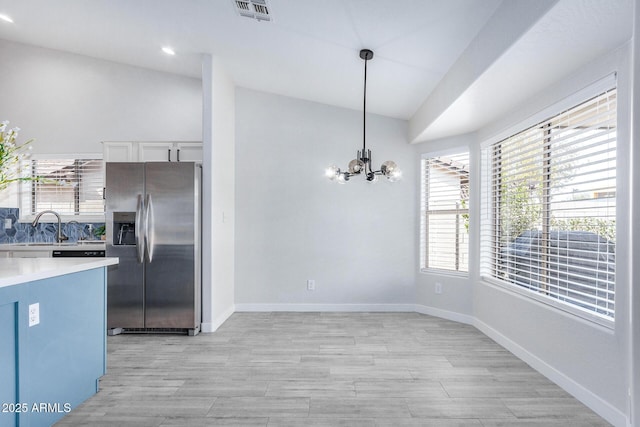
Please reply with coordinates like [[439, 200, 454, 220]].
[[52, 249, 106, 257]]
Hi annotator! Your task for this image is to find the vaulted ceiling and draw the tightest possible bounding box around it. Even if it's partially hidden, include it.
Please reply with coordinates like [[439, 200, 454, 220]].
[[0, 0, 633, 142]]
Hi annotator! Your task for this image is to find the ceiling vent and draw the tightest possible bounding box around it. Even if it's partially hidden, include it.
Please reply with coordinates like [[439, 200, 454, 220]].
[[233, 0, 272, 22]]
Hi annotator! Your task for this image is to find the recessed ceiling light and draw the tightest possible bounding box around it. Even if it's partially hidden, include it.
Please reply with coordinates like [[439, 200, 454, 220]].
[[161, 46, 175, 56], [0, 14, 14, 23]]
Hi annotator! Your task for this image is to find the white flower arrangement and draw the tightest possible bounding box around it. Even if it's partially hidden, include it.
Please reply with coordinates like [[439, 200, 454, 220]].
[[0, 120, 36, 191]]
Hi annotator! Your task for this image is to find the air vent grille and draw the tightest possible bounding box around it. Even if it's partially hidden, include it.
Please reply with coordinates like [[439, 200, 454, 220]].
[[235, 0, 250, 11], [233, 0, 272, 22]]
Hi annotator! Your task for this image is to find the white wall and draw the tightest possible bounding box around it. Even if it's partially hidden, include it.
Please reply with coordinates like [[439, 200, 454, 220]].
[[413, 134, 477, 324], [234, 88, 416, 310], [632, 2, 640, 424], [0, 38, 201, 220], [0, 39, 201, 155], [201, 55, 235, 332], [414, 45, 632, 426]]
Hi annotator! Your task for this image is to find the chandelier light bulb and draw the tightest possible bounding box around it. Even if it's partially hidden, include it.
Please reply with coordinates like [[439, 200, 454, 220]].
[[380, 160, 397, 175], [387, 169, 402, 182], [325, 165, 340, 180], [348, 159, 364, 174]]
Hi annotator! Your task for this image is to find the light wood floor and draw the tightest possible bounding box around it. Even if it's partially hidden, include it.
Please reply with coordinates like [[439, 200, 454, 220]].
[[56, 312, 610, 426]]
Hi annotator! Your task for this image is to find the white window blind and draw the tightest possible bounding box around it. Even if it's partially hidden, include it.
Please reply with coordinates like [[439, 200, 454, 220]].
[[421, 151, 469, 272], [481, 89, 616, 320], [21, 159, 105, 217]]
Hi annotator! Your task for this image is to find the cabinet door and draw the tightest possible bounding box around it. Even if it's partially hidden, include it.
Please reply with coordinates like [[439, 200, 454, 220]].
[[0, 301, 18, 427], [10, 251, 51, 258], [138, 142, 174, 162], [103, 142, 135, 162], [175, 143, 203, 162]]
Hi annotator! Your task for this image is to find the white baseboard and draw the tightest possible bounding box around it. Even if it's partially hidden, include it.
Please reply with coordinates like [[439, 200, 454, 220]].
[[413, 304, 474, 325], [474, 318, 627, 427], [234, 303, 415, 312], [201, 304, 235, 333]]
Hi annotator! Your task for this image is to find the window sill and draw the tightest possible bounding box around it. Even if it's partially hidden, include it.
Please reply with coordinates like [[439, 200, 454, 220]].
[[420, 268, 469, 279]]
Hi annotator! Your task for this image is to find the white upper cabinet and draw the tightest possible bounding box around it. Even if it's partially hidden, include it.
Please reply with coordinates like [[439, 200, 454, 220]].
[[103, 142, 135, 162], [103, 142, 202, 162], [138, 142, 175, 162], [174, 142, 203, 162]]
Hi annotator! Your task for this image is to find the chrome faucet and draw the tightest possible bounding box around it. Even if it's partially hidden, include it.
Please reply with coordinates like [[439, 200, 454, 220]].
[[32, 210, 69, 243]]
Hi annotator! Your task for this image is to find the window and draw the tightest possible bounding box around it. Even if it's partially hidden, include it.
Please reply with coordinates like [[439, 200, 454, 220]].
[[420, 151, 469, 272], [481, 88, 616, 320], [20, 158, 105, 219]]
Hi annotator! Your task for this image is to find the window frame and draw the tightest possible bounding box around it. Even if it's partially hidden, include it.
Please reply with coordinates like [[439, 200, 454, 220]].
[[420, 149, 470, 275], [480, 78, 617, 328], [18, 153, 105, 223]]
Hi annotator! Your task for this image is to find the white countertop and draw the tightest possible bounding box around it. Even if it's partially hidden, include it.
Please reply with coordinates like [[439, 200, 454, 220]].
[[0, 242, 106, 251], [0, 257, 118, 288]]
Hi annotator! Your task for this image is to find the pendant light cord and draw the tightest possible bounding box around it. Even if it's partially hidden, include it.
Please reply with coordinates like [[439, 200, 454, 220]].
[[363, 55, 367, 157]]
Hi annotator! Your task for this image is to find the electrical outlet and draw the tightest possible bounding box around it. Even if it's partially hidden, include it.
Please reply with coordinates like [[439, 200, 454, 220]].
[[4, 218, 11, 229], [435, 282, 443, 294], [307, 279, 315, 291], [28, 303, 40, 327]]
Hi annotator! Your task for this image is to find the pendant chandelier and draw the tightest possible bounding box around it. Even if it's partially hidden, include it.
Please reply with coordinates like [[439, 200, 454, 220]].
[[326, 49, 401, 183]]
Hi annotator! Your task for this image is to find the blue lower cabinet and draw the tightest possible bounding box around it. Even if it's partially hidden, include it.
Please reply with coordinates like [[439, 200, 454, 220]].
[[0, 268, 107, 427], [0, 300, 19, 427]]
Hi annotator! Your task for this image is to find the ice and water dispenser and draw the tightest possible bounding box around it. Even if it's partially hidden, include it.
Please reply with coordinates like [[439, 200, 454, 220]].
[[112, 212, 136, 246]]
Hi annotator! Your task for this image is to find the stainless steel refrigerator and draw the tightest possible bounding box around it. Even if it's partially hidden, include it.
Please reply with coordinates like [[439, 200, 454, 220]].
[[105, 162, 201, 336]]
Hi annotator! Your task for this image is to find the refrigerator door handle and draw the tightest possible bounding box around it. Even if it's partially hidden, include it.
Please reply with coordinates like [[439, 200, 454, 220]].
[[144, 193, 155, 263], [135, 194, 145, 263]]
